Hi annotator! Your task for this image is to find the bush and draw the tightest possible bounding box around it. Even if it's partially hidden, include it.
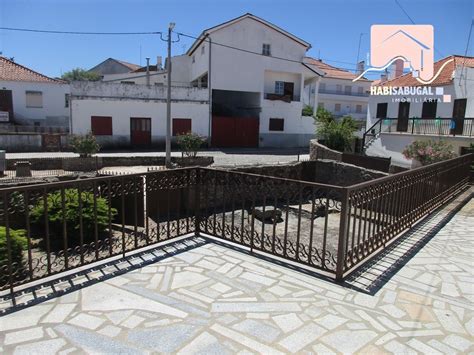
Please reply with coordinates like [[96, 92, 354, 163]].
[[71, 132, 100, 157], [177, 132, 205, 158], [315, 107, 358, 152], [0, 226, 27, 268], [402, 140, 456, 166], [30, 189, 117, 249], [302, 105, 314, 116]]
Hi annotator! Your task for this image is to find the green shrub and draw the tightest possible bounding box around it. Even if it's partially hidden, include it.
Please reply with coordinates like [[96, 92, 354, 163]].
[[30, 189, 117, 249], [177, 132, 205, 158], [302, 105, 314, 116], [71, 132, 100, 157], [402, 140, 456, 166], [0, 226, 27, 268], [315, 107, 358, 152]]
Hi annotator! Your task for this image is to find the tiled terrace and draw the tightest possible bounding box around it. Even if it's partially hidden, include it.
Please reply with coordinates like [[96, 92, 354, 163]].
[[0, 189, 472, 354]]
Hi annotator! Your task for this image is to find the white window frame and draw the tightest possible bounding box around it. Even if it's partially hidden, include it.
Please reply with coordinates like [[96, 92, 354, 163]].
[[275, 81, 284, 95]]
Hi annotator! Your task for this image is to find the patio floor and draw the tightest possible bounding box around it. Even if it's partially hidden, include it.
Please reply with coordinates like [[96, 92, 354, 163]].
[[0, 189, 472, 354]]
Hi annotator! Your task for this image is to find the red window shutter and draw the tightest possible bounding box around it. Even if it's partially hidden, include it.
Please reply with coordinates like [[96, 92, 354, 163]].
[[173, 118, 192, 136], [91, 116, 112, 135]]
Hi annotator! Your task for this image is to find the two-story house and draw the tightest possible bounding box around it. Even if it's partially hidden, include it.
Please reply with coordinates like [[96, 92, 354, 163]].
[[186, 13, 323, 148], [302, 58, 372, 122]]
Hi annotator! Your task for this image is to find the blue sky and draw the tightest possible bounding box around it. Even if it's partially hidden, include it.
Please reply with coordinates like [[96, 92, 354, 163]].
[[0, 0, 472, 78]]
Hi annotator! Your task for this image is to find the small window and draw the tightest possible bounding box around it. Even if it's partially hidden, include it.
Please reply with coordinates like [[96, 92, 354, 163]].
[[356, 104, 362, 113], [275, 81, 284, 95], [173, 118, 192, 136], [344, 86, 352, 95], [335, 103, 341, 112], [192, 55, 195, 63], [201, 45, 205, 55], [358, 86, 364, 95], [25, 91, 43, 108], [65, 94, 70, 108], [91, 116, 112, 136], [269, 118, 284, 131], [376, 103, 388, 118], [318, 102, 324, 109], [336, 85, 342, 93], [262, 43, 271, 56]]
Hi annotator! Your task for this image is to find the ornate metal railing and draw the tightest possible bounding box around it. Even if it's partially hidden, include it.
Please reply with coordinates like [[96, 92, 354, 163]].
[[0, 155, 471, 297]]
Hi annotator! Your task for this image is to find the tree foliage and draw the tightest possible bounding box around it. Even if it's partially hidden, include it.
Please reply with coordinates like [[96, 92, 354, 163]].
[[61, 68, 101, 82], [314, 107, 358, 152], [71, 132, 100, 157], [177, 132, 205, 158], [402, 140, 456, 166], [0, 227, 27, 268]]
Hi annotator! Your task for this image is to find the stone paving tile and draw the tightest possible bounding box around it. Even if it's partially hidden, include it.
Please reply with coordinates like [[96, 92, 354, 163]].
[[0, 190, 473, 354]]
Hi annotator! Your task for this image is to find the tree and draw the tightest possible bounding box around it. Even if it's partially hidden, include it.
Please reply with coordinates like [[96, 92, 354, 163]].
[[61, 68, 101, 82], [70, 133, 100, 157], [314, 107, 358, 152]]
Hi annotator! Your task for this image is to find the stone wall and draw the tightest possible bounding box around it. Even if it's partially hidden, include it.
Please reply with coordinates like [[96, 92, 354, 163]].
[[309, 140, 342, 161]]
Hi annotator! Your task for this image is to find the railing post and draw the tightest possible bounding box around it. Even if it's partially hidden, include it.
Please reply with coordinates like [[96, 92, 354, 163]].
[[411, 119, 415, 134], [194, 168, 201, 237], [336, 188, 350, 281]]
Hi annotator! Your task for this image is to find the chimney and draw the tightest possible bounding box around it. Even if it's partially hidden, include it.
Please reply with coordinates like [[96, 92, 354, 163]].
[[389, 59, 404, 79], [157, 56, 162, 70], [356, 61, 365, 75]]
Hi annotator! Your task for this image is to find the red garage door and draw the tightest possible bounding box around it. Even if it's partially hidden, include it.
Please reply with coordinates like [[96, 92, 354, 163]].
[[211, 116, 259, 147]]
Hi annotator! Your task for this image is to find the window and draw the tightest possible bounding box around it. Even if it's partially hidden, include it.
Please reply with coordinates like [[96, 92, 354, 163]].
[[319, 83, 326, 92], [318, 102, 324, 109], [65, 94, 70, 108], [376, 103, 388, 118], [173, 118, 192, 136], [358, 86, 364, 95], [262, 43, 271, 56], [335, 103, 341, 112], [120, 81, 135, 84], [275, 81, 284, 95], [201, 45, 205, 55], [25, 91, 43, 108], [192, 55, 195, 63], [344, 86, 352, 95], [336, 85, 342, 93], [421, 100, 437, 118], [356, 104, 362, 113], [269, 118, 284, 131], [91, 116, 112, 136]]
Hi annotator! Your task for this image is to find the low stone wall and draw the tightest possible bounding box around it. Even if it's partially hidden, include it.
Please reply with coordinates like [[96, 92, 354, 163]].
[[309, 140, 342, 161], [6, 156, 214, 171]]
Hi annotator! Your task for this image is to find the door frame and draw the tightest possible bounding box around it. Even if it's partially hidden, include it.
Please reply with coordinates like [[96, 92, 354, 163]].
[[397, 102, 410, 132], [130, 117, 152, 146]]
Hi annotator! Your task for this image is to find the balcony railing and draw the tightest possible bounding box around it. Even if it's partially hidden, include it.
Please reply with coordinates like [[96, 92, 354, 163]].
[[318, 89, 369, 97], [0, 155, 472, 299], [363, 118, 474, 150], [264, 93, 300, 102]]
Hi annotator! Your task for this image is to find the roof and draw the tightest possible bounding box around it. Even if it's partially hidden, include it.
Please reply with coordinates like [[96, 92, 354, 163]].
[[376, 55, 474, 87], [132, 65, 162, 73], [89, 58, 141, 73], [0, 56, 64, 83], [304, 57, 371, 81], [187, 13, 311, 56]]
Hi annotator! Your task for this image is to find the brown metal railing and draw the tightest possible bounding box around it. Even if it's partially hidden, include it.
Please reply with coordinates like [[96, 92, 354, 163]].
[[0, 155, 471, 298]]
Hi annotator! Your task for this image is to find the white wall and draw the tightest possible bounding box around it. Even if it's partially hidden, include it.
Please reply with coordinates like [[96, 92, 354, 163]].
[[71, 98, 209, 143], [0, 80, 70, 125]]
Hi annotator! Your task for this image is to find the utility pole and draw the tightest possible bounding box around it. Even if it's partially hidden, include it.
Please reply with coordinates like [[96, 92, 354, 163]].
[[166, 23, 175, 168]]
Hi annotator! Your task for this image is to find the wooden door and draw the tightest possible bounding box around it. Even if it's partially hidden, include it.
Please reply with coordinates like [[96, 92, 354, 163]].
[[211, 116, 259, 147], [0, 89, 13, 122], [397, 102, 410, 132], [284, 82, 294, 101], [130, 117, 151, 146], [452, 98, 466, 135]]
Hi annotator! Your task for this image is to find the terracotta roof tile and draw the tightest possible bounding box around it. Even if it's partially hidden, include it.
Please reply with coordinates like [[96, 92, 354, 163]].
[[377, 55, 474, 87], [114, 59, 141, 71], [0, 56, 64, 83], [304, 57, 370, 81]]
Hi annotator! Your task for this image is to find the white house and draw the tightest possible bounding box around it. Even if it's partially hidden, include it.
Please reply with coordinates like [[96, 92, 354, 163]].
[[186, 13, 323, 148], [302, 58, 372, 121], [365, 55, 474, 167], [0, 56, 70, 128], [70, 81, 209, 148]]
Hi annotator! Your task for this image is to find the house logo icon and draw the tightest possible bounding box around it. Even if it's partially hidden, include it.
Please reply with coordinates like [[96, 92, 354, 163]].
[[354, 25, 451, 84]]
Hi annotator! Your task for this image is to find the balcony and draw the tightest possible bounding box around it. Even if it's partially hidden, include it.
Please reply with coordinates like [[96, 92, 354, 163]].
[[264, 93, 300, 102], [318, 88, 369, 97]]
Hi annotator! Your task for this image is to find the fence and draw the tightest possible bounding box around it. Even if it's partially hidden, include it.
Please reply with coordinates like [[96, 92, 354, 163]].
[[0, 154, 471, 296]]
